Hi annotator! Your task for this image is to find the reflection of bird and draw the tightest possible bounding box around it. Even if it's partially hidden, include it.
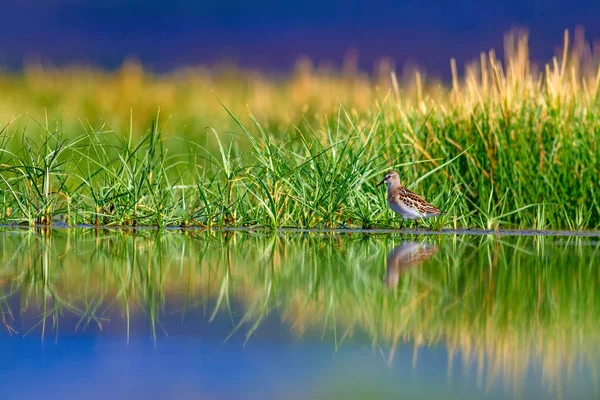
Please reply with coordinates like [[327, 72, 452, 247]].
[[384, 241, 439, 288], [376, 171, 443, 229]]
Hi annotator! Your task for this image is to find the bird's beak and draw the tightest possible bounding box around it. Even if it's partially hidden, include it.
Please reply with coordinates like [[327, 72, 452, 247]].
[[376, 180, 385, 187]]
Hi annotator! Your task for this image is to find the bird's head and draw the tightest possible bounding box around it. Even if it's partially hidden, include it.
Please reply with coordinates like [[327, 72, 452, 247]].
[[376, 171, 400, 188]]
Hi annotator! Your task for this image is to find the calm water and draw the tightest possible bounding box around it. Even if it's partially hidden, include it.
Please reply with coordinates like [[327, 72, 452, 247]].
[[1, 229, 599, 399]]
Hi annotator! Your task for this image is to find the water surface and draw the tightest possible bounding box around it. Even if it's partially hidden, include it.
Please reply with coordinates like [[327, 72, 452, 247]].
[[1, 229, 599, 399]]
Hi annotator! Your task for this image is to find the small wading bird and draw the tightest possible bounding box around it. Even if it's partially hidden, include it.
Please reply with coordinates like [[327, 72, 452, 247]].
[[376, 171, 443, 229]]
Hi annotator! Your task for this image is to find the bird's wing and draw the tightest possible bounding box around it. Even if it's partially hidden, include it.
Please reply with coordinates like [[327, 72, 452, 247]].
[[400, 188, 441, 215]]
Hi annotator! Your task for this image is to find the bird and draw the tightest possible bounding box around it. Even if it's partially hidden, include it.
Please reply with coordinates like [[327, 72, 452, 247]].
[[376, 171, 443, 229], [384, 241, 439, 288]]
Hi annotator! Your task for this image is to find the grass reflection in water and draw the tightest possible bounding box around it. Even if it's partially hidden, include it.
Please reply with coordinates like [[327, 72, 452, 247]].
[[0, 228, 598, 396]]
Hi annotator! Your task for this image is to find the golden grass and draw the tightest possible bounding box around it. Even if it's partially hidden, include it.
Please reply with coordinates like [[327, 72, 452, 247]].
[[0, 29, 597, 137]]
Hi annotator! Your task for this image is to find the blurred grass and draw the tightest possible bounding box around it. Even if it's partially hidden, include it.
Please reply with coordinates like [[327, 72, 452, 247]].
[[0, 228, 598, 396], [1, 29, 600, 229]]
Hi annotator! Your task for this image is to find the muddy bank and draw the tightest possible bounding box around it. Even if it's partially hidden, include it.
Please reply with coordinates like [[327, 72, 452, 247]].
[[2, 224, 600, 237]]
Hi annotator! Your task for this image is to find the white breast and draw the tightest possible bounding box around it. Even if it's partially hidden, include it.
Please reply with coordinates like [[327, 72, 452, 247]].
[[389, 201, 422, 220]]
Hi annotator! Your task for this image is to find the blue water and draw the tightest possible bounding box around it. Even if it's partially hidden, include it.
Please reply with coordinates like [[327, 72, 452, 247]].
[[0, 301, 596, 400], [1, 230, 599, 399]]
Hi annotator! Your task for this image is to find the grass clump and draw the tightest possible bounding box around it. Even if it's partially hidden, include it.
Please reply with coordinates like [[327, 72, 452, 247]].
[[1, 30, 600, 230]]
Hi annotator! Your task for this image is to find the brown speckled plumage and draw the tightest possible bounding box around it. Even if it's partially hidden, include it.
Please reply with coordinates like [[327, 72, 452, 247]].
[[388, 186, 442, 216]]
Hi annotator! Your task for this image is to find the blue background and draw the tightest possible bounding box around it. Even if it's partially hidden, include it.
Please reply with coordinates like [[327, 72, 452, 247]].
[[2, 1, 600, 78]]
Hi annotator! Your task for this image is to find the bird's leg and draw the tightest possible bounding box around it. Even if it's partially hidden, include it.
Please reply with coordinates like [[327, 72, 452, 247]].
[[399, 219, 404, 230]]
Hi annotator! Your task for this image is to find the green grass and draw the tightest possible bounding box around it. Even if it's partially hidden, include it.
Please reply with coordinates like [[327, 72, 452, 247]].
[[0, 102, 598, 230], [1, 31, 600, 230], [1, 229, 599, 395]]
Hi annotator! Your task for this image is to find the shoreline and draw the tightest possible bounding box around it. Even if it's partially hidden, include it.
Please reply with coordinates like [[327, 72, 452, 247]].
[[2, 224, 600, 237]]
